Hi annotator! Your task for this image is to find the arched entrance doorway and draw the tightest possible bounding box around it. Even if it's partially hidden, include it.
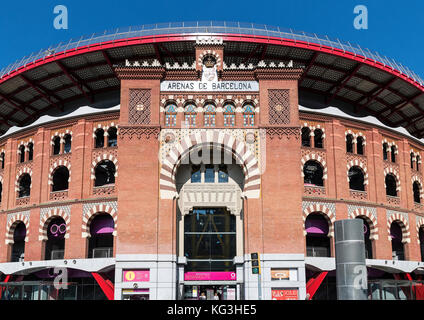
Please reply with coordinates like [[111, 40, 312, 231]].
[[174, 144, 245, 300]]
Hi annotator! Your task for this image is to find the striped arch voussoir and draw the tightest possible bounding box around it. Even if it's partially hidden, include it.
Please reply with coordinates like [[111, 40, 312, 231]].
[[48, 160, 71, 185], [39, 208, 71, 241], [347, 160, 368, 185], [159, 131, 260, 199], [302, 204, 336, 237], [81, 204, 118, 238], [416, 217, 424, 244], [5, 215, 30, 244], [387, 213, 410, 244], [349, 208, 379, 240], [301, 153, 328, 180]]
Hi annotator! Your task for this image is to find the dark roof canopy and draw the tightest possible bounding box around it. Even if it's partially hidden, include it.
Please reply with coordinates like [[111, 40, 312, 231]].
[[0, 22, 423, 137]]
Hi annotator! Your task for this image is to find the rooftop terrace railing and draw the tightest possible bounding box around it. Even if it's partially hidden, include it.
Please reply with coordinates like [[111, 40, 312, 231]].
[[1, 21, 423, 86]]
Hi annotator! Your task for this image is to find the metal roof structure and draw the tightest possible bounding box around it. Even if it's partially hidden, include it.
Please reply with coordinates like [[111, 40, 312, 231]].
[[1, 21, 424, 137]]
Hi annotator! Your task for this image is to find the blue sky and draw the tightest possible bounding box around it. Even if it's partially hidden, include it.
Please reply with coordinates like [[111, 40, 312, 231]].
[[0, 0, 423, 78]]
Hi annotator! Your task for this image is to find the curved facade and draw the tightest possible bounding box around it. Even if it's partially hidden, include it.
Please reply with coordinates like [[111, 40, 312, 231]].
[[0, 24, 424, 300]]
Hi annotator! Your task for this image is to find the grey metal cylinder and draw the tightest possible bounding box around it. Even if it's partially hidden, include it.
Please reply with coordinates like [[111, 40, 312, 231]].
[[334, 219, 368, 300]]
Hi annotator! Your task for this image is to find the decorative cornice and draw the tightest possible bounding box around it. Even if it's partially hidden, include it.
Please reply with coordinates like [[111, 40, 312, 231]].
[[254, 68, 304, 80], [261, 126, 301, 140], [118, 125, 160, 140], [115, 67, 165, 80]]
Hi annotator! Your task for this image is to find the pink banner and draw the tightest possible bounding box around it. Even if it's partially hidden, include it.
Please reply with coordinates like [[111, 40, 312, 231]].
[[184, 271, 237, 281], [123, 270, 150, 282]]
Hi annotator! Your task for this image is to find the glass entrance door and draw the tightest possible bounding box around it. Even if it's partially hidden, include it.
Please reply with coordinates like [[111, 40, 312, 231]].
[[184, 208, 236, 272]]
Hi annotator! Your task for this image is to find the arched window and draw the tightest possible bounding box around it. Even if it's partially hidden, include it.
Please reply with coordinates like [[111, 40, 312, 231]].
[[346, 135, 354, 153], [391, 146, 396, 163], [204, 104, 216, 127], [383, 143, 389, 161], [420, 228, 424, 262], [27, 143, 33, 161], [94, 129, 104, 148], [357, 136, 364, 155], [64, 134, 72, 153], [18, 174, 31, 198], [52, 166, 69, 192], [314, 129, 323, 149], [243, 104, 255, 127], [356, 217, 373, 259], [165, 104, 177, 127], [417, 155, 421, 172], [223, 104, 235, 127], [348, 166, 365, 191], [19, 145, 25, 163], [411, 152, 415, 169], [10, 222, 26, 262], [184, 104, 196, 127], [107, 127, 118, 147], [52, 136, 61, 155], [413, 182, 421, 203], [390, 222, 405, 261], [0, 152, 4, 169], [385, 174, 397, 197], [301, 127, 311, 147], [94, 160, 116, 187], [191, 165, 201, 183], [305, 213, 331, 257], [303, 161, 324, 187], [88, 213, 114, 258], [45, 217, 66, 260]]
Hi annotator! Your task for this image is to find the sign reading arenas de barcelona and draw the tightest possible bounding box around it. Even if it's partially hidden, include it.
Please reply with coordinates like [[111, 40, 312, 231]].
[[160, 80, 259, 92], [0, 22, 424, 302]]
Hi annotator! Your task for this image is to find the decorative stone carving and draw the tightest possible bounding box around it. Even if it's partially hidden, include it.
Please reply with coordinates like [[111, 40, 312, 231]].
[[129, 89, 151, 125], [268, 89, 290, 125], [119, 126, 160, 140], [265, 127, 300, 140]]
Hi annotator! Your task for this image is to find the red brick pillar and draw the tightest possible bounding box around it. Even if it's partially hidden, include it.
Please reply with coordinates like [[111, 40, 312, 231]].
[[374, 207, 392, 260], [330, 120, 349, 200], [115, 74, 162, 255], [25, 208, 43, 261], [65, 203, 87, 259], [2, 138, 14, 211], [0, 213, 8, 262], [255, 69, 305, 255], [31, 127, 49, 205], [69, 119, 89, 199]]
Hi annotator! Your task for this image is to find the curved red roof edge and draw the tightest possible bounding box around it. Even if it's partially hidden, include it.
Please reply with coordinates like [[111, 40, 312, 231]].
[[1, 32, 423, 94]]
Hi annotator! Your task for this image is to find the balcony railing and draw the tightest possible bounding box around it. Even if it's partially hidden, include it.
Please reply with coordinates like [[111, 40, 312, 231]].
[[50, 250, 65, 260], [92, 247, 113, 258], [387, 195, 401, 207], [306, 246, 330, 258]]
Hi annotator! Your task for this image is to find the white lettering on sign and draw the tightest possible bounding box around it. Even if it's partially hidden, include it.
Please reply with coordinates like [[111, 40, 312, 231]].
[[160, 81, 259, 92]]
